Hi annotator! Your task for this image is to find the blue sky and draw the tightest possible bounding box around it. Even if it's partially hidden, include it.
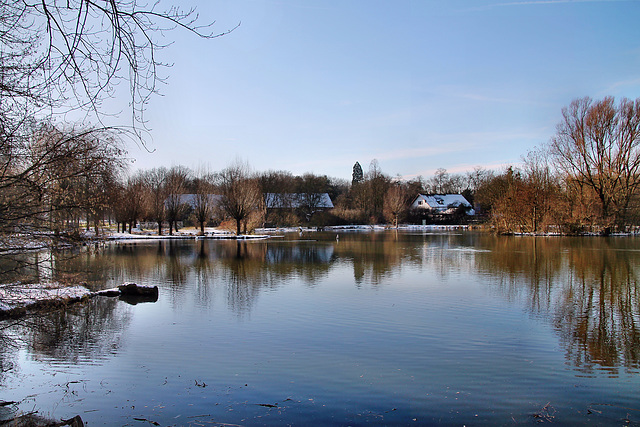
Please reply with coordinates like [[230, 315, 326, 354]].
[[128, 0, 640, 181]]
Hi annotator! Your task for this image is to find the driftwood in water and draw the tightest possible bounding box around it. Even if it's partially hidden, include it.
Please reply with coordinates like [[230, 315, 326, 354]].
[[96, 283, 159, 304], [95, 288, 120, 297], [118, 283, 159, 297], [96, 283, 158, 299], [117, 283, 159, 304]]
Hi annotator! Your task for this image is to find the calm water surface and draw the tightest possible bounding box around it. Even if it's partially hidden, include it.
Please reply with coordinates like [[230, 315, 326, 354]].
[[1, 231, 639, 425]]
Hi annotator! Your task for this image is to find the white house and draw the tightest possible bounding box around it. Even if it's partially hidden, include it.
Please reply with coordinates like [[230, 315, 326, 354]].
[[411, 194, 475, 215]]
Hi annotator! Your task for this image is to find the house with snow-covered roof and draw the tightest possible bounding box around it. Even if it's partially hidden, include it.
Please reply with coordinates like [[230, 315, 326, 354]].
[[264, 193, 334, 210], [411, 194, 475, 215], [264, 193, 334, 224]]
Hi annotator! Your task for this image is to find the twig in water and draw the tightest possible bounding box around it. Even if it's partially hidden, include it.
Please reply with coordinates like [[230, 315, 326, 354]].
[[589, 403, 640, 413], [133, 418, 160, 426], [533, 402, 556, 423]]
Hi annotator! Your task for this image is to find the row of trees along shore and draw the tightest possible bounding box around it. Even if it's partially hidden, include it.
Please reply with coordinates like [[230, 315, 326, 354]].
[[0, 0, 235, 278], [4, 96, 640, 242], [1, 3, 640, 248]]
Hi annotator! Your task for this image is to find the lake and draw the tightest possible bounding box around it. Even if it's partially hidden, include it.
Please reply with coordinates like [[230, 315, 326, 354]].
[[1, 230, 639, 425]]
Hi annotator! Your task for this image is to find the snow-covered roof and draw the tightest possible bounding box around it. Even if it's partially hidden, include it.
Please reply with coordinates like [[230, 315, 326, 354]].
[[264, 193, 334, 209], [412, 194, 474, 214]]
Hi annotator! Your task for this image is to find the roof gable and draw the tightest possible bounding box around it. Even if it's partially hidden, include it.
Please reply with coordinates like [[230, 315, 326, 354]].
[[423, 194, 471, 208], [412, 193, 474, 214]]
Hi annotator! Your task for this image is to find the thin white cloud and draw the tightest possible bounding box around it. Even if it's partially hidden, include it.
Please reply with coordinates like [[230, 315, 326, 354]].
[[603, 77, 640, 94]]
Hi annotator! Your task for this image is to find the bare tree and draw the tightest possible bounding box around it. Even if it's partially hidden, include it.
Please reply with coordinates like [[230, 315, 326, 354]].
[[260, 170, 296, 195], [521, 148, 558, 233], [1, 122, 125, 237], [192, 166, 216, 235], [428, 168, 450, 194], [165, 166, 191, 235], [0, 1, 236, 131], [550, 96, 640, 232], [217, 161, 262, 235], [0, 123, 126, 285], [426, 168, 465, 195], [366, 159, 390, 222], [0, 1, 233, 282], [475, 166, 520, 221], [296, 173, 331, 222], [142, 167, 168, 235], [114, 171, 146, 233], [384, 184, 408, 228], [465, 167, 493, 193]]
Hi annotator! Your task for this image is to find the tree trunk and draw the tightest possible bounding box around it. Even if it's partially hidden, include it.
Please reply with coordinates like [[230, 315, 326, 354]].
[[236, 219, 241, 235]]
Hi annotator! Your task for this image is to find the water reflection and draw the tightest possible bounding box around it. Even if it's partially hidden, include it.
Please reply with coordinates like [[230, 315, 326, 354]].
[[100, 240, 336, 313], [16, 298, 130, 364], [333, 232, 405, 286], [0, 298, 128, 404], [2, 233, 639, 374], [474, 236, 640, 373], [0, 335, 17, 385]]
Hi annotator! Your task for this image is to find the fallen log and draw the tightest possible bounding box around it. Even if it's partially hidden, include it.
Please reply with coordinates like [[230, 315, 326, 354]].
[[118, 282, 159, 297], [95, 288, 120, 297]]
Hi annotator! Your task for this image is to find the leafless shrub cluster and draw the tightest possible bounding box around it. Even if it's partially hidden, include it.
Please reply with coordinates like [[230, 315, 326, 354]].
[[476, 97, 640, 234]]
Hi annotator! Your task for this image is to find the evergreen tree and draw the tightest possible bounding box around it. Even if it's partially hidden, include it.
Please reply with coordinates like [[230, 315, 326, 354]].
[[352, 162, 364, 185]]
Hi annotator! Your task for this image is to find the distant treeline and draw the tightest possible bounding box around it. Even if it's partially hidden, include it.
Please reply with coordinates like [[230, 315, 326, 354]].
[[3, 97, 640, 242]]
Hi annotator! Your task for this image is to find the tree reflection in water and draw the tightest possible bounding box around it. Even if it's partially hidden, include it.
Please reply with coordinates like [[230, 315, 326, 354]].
[[0, 297, 130, 401], [5, 233, 638, 375], [332, 232, 405, 287], [15, 297, 130, 364], [474, 236, 640, 374]]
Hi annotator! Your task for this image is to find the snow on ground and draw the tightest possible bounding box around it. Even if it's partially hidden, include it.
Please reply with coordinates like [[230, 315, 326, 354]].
[[0, 282, 90, 313], [103, 227, 239, 240], [103, 227, 274, 240], [252, 224, 473, 234]]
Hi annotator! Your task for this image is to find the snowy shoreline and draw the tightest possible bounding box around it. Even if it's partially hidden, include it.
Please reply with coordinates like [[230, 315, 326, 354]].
[[0, 282, 158, 319]]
